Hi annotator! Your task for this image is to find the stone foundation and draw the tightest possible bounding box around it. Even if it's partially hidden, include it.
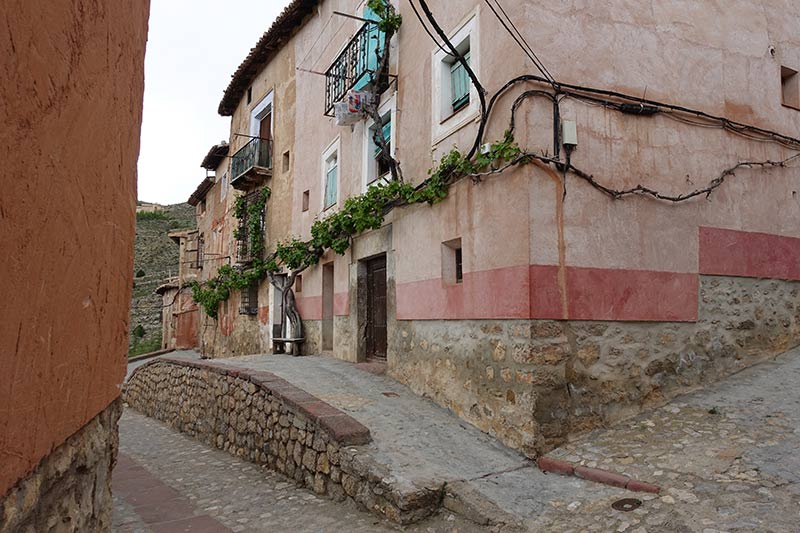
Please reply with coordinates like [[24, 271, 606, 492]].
[[124, 358, 440, 523], [0, 399, 122, 533], [390, 275, 800, 456]]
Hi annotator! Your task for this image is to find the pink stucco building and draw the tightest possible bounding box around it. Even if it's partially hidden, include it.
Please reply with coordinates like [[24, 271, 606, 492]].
[[195, 0, 800, 455]]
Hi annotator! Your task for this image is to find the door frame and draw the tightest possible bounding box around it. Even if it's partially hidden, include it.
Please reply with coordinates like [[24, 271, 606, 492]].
[[360, 253, 388, 361]]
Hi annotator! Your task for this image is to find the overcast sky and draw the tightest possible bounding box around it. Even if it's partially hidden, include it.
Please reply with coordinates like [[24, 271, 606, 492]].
[[137, 0, 289, 205]]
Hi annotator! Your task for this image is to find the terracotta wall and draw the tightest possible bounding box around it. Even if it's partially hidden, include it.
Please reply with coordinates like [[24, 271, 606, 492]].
[[0, 0, 150, 495]]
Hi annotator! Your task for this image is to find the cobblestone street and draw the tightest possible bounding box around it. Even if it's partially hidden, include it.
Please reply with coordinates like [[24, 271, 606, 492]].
[[116, 348, 800, 532], [525, 347, 800, 532], [112, 410, 481, 532]]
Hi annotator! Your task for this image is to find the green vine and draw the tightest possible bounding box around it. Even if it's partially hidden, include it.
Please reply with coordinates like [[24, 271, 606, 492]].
[[367, 0, 402, 33], [189, 0, 522, 320], [190, 133, 522, 319]]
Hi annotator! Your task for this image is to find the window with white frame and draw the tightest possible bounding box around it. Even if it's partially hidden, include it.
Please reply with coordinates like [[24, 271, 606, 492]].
[[363, 94, 396, 189], [322, 139, 340, 210], [431, 13, 478, 142]]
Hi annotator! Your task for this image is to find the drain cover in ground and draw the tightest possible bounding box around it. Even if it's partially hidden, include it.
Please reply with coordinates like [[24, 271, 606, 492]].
[[612, 498, 642, 512]]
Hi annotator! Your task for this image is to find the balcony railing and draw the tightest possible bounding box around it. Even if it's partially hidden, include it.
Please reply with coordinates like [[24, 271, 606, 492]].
[[231, 137, 272, 190], [324, 21, 384, 115]]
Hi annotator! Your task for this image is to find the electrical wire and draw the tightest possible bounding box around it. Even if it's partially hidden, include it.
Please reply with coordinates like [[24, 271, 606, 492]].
[[482, 0, 556, 86], [408, 0, 450, 55]]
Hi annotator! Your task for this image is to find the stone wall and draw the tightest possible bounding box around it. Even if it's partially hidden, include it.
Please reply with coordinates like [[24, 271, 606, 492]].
[[124, 358, 440, 523], [0, 400, 121, 533], [391, 275, 800, 456]]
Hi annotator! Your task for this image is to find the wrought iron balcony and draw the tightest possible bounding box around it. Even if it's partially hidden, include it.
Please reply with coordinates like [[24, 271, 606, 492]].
[[324, 21, 385, 116], [231, 137, 272, 190]]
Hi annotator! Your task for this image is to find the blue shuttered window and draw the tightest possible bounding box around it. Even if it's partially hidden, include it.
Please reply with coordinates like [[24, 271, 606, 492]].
[[324, 155, 337, 209], [450, 50, 471, 112], [354, 6, 384, 90]]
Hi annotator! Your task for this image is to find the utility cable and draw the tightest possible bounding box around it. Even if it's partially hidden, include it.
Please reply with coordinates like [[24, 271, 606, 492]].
[[488, 0, 556, 84]]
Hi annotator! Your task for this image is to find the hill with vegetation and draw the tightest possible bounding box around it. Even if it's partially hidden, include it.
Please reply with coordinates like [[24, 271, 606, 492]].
[[129, 202, 195, 356]]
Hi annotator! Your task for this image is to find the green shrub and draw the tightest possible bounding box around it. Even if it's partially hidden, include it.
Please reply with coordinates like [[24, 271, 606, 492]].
[[136, 210, 168, 221]]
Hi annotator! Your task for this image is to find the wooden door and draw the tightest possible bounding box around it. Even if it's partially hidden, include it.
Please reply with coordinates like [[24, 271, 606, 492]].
[[259, 112, 271, 141], [322, 263, 334, 351], [365, 255, 387, 360]]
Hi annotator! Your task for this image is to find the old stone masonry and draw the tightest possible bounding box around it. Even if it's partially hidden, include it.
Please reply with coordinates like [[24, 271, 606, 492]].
[[118, 347, 800, 532]]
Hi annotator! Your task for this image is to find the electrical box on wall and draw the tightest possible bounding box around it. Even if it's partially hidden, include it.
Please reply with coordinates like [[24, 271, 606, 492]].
[[562, 120, 578, 147]]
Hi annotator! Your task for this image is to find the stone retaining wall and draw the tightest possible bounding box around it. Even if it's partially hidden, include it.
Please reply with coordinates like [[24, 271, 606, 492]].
[[124, 358, 440, 523], [391, 275, 800, 456], [1, 399, 121, 533]]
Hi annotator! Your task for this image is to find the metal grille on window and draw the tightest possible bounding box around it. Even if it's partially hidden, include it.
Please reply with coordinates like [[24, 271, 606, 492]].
[[451, 50, 471, 112], [239, 282, 259, 315], [196, 234, 204, 270], [236, 191, 264, 264]]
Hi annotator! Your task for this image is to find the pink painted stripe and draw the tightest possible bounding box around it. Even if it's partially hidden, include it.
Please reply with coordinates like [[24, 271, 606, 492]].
[[397, 265, 698, 322], [334, 292, 349, 316], [295, 293, 349, 319], [700, 227, 800, 281], [396, 266, 530, 320], [529, 265, 564, 319], [566, 267, 698, 322], [295, 295, 322, 320]]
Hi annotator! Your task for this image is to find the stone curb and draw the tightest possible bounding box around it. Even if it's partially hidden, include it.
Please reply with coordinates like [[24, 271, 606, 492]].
[[127, 357, 372, 446], [536, 456, 660, 494], [126, 348, 174, 363]]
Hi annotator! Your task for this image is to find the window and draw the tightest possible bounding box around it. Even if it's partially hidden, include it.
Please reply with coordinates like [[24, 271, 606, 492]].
[[220, 172, 228, 201], [295, 275, 303, 293], [371, 115, 392, 184], [240, 282, 258, 315], [431, 13, 478, 142], [363, 94, 396, 189], [782, 66, 799, 110], [302, 190, 310, 212], [247, 86, 252, 104], [450, 50, 471, 113], [441, 238, 463, 284], [353, 5, 384, 91], [322, 138, 340, 210], [197, 200, 206, 216], [235, 191, 264, 264], [455, 247, 463, 283], [282, 150, 291, 172], [196, 234, 205, 270]]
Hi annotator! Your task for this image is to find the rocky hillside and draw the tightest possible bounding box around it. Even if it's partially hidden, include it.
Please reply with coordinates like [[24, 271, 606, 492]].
[[129, 203, 196, 355]]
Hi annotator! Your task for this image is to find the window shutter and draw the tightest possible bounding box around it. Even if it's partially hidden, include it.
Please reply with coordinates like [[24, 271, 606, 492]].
[[354, 7, 384, 91], [374, 119, 392, 156], [450, 51, 471, 110], [325, 164, 337, 208]]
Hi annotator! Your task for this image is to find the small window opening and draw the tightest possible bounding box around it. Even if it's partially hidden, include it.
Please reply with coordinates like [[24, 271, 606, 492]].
[[240, 282, 259, 315], [282, 150, 291, 172], [455, 247, 463, 283], [295, 275, 303, 293], [441, 238, 463, 284], [781, 66, 799, 110], [302, 190, 310, 212], [247, 86, 253, 104]]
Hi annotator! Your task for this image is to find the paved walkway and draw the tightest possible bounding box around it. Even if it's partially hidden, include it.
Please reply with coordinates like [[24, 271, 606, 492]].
[[113, 410, 482, 532], [124, 347, 800, 531], [188, 353, 598, 522]]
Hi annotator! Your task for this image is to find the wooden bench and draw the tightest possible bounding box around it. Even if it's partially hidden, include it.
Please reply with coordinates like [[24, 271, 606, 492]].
[[272, 337, 305, 356]]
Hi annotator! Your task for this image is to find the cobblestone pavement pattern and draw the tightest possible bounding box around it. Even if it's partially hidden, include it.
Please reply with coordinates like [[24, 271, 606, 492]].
[[120, 348, 800, 532], [113, 409, 484, 532], [527, 347, 800, 532]]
